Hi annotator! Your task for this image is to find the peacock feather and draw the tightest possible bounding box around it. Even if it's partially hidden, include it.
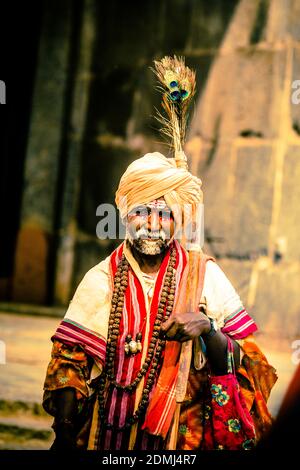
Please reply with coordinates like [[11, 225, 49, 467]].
[[152, 55, 196, 167]]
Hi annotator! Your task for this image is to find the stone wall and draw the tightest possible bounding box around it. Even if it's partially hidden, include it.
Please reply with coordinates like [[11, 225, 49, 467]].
[[67, 0, 240, 295], [8, 0, 300, 337], [187, 0, 300, 337]]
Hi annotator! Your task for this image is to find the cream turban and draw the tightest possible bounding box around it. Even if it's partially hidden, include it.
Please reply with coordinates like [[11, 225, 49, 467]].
[[115, 152, 203, 223]]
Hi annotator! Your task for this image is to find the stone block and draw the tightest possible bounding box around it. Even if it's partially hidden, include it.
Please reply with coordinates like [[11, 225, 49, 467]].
[[199, 143, 234, 257], [221, 0, 262, 49], [266, 0, 300, 42], [217, 258, 254, 305], [227, 143, 275, 257], [184, 54, 217, 103], [291, 46, 300, 134], [21, 2, 72, 231], [78, 140, 136, 235], [87, 70, 139, 138], [94, 1, 166, 68], [200, 142, 274, 258], [184, 0, 239, 50], [190, 49, 286, 141], [128, 54, 216, 144], [252, 262, 300, 337], [12, 225, 49, 304], [276, 144, 300, 260]]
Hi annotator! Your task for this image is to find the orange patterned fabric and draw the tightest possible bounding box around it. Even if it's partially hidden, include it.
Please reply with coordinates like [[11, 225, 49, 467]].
[[143, 253, 212, 439], [43, 337, 277, 450], [177, 366, 209, 449], [236, 337, 278, 440], [177, 336, 277, 449], [43, 340, 91, 417]]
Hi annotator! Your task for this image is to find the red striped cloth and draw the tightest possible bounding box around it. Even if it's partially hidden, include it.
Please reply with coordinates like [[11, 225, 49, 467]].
[[53, 319, 107, 364], [52, 241, 257, 447], [222, 307, 257, 339], [53, 241, 187, 449], [99, 241, 188, 449], [142, 250, 205, 439], [142, 265, 258, 439]]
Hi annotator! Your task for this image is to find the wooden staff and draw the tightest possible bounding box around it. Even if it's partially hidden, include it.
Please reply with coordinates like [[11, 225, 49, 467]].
[[152, 56, 203, 449]]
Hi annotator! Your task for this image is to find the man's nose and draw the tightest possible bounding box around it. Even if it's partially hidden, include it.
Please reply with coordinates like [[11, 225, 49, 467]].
[[147, 210, 161, 231]]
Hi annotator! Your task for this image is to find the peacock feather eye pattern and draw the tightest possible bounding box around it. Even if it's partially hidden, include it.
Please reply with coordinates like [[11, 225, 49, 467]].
[[170, 90, 181, 101], [180, 89, 189, 100], [152, 55, 196, 155]]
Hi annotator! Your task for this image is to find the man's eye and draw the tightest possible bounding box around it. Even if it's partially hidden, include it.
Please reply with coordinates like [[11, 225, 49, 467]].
[[129, 207, 147, 217], [160, 210, 172, 219]]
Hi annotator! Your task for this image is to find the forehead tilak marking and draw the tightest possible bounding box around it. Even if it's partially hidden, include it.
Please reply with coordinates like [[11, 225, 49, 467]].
[[146, 200, 168, 210]]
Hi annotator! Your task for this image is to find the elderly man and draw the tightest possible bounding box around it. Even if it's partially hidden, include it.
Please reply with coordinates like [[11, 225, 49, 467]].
[[43, 152, 277, 450]]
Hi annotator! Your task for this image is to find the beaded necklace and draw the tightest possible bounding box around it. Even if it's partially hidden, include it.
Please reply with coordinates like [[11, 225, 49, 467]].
[[97, 247, 177, 431], [125, 270, 158, 355]]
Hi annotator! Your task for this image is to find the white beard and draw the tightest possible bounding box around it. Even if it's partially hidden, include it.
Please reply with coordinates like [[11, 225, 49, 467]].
[[133, 239, 166, 255], [126, 228, 168, 255]]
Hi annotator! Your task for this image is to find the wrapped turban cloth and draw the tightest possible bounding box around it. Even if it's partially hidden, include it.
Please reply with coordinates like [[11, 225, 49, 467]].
[[115, 152, 203, 232]]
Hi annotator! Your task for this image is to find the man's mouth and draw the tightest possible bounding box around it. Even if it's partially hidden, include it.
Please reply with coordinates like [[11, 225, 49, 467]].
[[135, 228, 167, 241]]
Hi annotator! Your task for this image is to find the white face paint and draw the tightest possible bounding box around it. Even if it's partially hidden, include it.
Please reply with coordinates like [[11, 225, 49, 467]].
[[132, 238, 166, 255], [126, 199, 174, 255]]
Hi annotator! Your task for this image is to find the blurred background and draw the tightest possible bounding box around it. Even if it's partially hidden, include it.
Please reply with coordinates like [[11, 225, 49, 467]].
[[0, 0, 300, 449]]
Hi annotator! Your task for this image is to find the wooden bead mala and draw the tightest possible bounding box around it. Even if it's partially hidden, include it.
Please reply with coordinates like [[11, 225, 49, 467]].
[[97, 247, 177, 431]]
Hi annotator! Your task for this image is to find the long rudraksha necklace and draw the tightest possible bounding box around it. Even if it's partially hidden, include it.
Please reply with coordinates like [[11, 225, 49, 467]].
[[97, 247, 177, 431]]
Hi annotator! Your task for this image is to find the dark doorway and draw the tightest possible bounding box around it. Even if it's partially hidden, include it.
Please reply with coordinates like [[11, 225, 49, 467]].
[[0, 2, 43, 299]]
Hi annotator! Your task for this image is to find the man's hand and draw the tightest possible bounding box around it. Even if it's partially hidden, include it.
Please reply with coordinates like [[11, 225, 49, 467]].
[[160, 311, 211, 342], [161, 309, 241, 375], [50, 388, 78, 451], [51, 421, 77, 451]]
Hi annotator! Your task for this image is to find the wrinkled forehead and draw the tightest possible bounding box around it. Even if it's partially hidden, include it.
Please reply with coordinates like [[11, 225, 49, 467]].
[[127, 197, 172, 218], [146, 198, 167, 210]]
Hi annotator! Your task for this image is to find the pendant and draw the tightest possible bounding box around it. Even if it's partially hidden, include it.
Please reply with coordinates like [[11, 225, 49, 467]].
[[125, 333, 142, 356]]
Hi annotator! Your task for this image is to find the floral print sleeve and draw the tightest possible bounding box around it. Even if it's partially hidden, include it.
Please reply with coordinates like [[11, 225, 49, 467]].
[[43, 340, 92, 417], [177, 335, 277, 450], [236, 335, 278, 439]]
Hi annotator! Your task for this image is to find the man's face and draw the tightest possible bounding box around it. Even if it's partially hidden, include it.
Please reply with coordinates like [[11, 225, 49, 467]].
[[126, 198, 175, 255]]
